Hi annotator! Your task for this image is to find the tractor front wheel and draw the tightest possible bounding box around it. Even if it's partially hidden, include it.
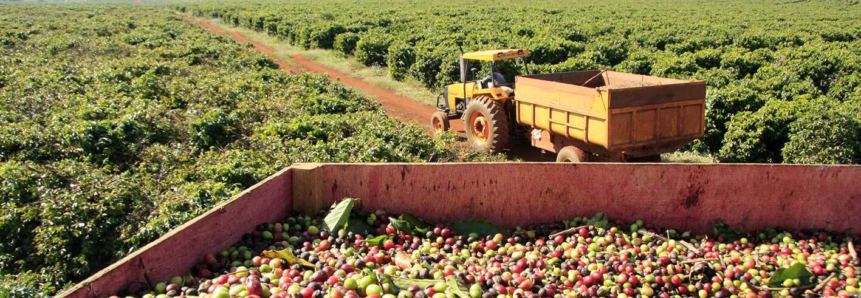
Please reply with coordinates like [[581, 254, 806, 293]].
[[430, 111, 450, 136], [464, 96, 509, 153]]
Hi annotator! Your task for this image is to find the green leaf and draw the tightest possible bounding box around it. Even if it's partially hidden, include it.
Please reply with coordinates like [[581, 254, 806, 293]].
[[587, 213, 609, 229], [420, 261, 434, 271], [445, 277, 470, 298], [387, 275, 442, 290], [261, 249, 315, 268], [346, 218, 372, 234], [712, 220, 745, 242], [450, 219, 509, 238], [768, 263, 814, 287], [401, 214, 431, 231], [374, 272, 398, 292], [363, 234, 393, 247], [323, 198, 356, 232], [390, 214, 432, 235], [390, 217, 411, 233]]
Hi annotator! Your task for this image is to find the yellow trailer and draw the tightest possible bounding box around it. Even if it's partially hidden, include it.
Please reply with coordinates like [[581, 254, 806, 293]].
[[514, 70, 706, 162], [430, 49, 705, 162]]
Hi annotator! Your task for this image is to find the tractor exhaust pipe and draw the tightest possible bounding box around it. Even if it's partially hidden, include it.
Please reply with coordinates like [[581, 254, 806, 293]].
[[457, 43, 468, 104]]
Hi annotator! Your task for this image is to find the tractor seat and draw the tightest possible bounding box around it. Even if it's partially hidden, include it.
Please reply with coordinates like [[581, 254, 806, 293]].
[[476, 80, 487, 89], [478, 78, 494, 89]]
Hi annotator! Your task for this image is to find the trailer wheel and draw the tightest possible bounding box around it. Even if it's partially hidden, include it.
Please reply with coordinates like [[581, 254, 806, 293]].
[[556, 146, 589, 163], [464, 96, 509, 153], [430, 111, 450, 136]]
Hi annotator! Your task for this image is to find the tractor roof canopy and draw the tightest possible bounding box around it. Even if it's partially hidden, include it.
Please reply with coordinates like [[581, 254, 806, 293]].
[[462, 49, 529, 61]]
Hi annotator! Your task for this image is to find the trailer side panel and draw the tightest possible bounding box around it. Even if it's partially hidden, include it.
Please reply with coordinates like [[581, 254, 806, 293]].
[[56, 168, 295, 298], [310, 163, 860, 235]]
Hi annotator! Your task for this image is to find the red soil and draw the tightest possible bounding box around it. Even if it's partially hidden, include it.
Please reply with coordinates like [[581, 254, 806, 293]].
[[191, 17, 461, 133]]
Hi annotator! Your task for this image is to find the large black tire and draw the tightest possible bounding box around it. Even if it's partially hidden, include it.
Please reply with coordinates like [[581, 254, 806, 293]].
[[464, 96, 509, 153], [430, 111, 450, 137], [556, 146, 589, 163]]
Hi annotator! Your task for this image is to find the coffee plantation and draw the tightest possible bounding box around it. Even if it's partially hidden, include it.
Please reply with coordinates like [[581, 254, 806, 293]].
[[177, 0, 861, 164]]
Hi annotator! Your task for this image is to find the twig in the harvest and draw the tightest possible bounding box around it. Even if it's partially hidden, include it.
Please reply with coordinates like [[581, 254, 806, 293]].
[[596, 250, 621, 257], [639, 230, 669, 241], [680, 258, 719, 264], [740, 279, 761, 294], [763, 284, 813, 291], [813, 273, 837, 292], [639, 230, 702, 255], [550, 226, 587, 239], [848, 238, 857, 261], [679, 240, 702, 255], [764, 273, 835, 292], [748, 252, 767, 267]]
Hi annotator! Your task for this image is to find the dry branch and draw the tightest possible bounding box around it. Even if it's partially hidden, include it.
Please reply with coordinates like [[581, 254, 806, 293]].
[[638, 230, 702, 255], [550, 226, 587, 239], [680, 258, 720, 264], [763, 273, 835, 292], [813, 274, 837, 292]]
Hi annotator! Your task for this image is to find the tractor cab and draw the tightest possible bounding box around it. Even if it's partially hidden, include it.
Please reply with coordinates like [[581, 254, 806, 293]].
[[435, 49, 529, 117], [431, 49, 529, 151]]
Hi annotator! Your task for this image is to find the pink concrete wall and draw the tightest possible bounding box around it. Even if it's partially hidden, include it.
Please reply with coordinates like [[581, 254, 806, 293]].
[[316, 163, 860, 234], [56, 168, 294, 298]]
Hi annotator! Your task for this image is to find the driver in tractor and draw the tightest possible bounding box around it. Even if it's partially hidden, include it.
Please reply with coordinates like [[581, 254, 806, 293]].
[[483, 69, 514, 95], [431, 49, 530, 151]]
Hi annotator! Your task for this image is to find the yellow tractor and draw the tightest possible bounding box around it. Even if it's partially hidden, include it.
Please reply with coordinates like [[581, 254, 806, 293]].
[[431, 49, 530, 152]]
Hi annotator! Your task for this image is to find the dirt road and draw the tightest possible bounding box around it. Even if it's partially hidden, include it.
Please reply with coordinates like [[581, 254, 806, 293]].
[[191, 16, 303, 74], [189, 16, 464, 134], [185, 16, 552, 161]]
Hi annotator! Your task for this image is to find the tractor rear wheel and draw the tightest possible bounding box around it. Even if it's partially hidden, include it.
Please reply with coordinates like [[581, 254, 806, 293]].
[[556, 146, 589, 163], [430, 111, 450, 136], [464, 96, 509, 153]]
